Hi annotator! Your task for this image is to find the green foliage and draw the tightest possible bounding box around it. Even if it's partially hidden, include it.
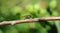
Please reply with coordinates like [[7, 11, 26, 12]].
[[0, 29, 3, 33], [49, 0, 57, 10], [48, 0, 60, 33], [0, 0, 60, 33], [1, 25, 18, 33], [11, 6, 23, 15]]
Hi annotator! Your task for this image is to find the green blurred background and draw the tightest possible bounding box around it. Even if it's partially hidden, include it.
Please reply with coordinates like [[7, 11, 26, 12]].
[[0, 0, 60, 33]]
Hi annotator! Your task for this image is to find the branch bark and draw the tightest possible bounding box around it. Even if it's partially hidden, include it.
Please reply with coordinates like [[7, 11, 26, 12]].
[[0, 16, 60, 25]]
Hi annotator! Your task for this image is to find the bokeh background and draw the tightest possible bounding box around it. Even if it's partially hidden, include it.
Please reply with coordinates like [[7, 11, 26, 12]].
[[0, 0, 60, 33]]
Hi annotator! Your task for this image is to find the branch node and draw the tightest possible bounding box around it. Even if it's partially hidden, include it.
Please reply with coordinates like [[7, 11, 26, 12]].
[[11, 21, 16, 25]]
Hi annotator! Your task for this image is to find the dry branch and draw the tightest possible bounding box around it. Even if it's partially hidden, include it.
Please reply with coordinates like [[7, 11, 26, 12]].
[[0, 16, 60, 25]]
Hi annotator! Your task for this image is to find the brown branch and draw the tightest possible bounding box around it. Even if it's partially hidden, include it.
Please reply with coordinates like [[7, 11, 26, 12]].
[[0, 16, 60, 25]]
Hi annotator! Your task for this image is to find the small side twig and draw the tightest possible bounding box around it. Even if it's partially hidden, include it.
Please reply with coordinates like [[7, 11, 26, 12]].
[[0, 16, 60, 25]]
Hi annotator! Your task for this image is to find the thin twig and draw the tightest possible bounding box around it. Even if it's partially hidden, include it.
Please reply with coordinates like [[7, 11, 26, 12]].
[[0, 16, 60, 25]]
